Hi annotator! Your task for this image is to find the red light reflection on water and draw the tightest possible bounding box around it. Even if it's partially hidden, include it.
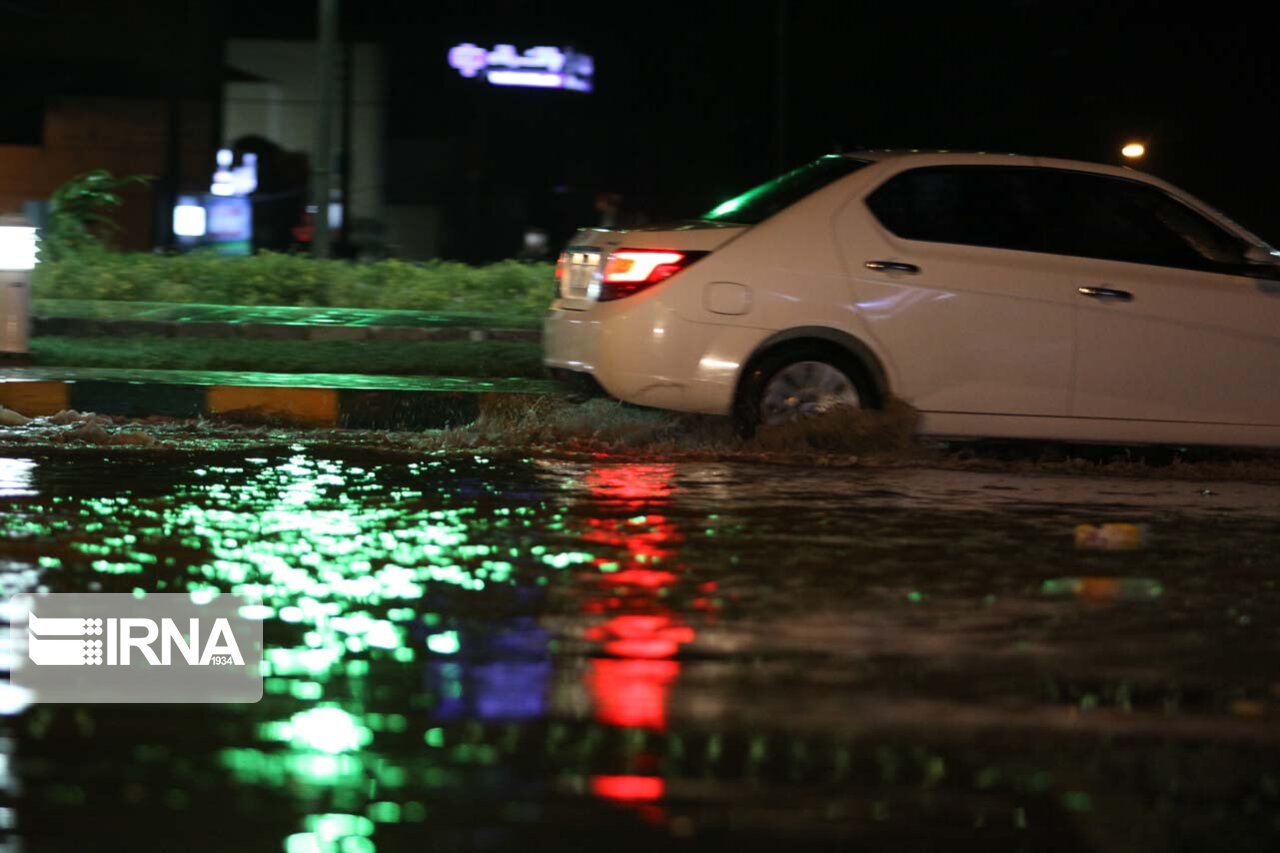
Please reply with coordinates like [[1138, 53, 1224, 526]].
[[590, 774, 668, 825], [577, 463, 707, 820], [586, 613, 695, 660], [583, 464, 674, 506], [591, 774, 665, 802], [586, 658, 680, 730], [581, 463, 692, 734]]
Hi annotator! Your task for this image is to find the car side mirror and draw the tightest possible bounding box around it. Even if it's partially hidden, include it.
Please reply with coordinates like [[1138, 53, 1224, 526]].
[[1243, 245, 1280, 265], [1240, 245, 1280, 281]]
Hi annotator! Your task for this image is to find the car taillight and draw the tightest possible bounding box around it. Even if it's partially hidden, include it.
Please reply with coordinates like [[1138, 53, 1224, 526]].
[[598, 249, 706, 301], [553, 251, 567, 298]]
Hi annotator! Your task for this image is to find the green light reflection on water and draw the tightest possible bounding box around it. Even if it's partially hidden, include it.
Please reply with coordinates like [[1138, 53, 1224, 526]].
[[425, 630, 460, 655], [0, 451, 600, 850]]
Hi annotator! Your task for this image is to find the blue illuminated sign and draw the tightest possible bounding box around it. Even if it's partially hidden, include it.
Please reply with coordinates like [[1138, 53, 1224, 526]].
[[447, 43, 593, 92]]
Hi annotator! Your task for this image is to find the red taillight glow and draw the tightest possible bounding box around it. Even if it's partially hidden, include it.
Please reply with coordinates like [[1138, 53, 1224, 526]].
[[597, 249, 702, 301], [603, 250, 685, 283], [553, 251, 567, 299]]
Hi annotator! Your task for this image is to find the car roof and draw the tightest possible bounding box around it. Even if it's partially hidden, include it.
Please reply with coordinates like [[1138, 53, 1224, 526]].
[[846, 149, 1026, 160], [840, 149, 1151, 182]]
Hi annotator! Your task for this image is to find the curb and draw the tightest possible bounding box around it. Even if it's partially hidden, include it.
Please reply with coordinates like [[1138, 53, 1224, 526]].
[[33, 317, 543, 344], [0, 373, 559, 430]]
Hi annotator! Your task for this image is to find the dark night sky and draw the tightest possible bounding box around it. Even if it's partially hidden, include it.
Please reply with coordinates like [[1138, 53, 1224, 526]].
[[5, 0, 1279, 240], [243, 0, 1278, 239]]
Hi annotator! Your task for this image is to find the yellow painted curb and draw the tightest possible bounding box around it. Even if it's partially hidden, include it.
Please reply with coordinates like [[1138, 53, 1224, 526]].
[[206, 386, 339, 426], [0, 381, 71, 417]]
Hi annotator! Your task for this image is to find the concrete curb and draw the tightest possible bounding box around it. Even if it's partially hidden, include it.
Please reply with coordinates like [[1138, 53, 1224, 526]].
[[33, 316, 543, 343], [0, 370, 560, 430]]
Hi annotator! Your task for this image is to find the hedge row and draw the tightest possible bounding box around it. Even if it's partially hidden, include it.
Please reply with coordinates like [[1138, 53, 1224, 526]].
[[31, 250, 556, 317]]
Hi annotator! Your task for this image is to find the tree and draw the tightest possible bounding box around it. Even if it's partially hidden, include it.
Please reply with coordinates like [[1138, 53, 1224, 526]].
[[40, 170, 151, 262]]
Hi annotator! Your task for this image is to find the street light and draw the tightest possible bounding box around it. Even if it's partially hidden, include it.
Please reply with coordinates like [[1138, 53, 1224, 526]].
[[0, 218, 37, 273], [1121, 142, 1146, 160], [0, 215, 36, 359]]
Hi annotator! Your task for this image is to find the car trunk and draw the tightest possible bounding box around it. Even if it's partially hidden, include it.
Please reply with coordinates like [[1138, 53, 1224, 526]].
[[556, 222, 749, 311]]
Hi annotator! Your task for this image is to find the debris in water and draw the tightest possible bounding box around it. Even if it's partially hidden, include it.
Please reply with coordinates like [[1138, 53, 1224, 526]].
[[0, 406, 30, 426], [1074, 522, 1149, 550], [1041, 576, 1163, 600]]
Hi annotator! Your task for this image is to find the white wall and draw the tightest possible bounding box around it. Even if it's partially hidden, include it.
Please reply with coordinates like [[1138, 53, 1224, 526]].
[[224, 39, 384, 223]]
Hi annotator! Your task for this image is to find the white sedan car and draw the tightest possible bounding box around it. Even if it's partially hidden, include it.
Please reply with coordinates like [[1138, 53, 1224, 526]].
[[544, 152, 1280, 447]]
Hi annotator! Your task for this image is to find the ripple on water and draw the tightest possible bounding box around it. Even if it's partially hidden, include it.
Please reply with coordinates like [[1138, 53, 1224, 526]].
[[1, 451, 1279, 851]]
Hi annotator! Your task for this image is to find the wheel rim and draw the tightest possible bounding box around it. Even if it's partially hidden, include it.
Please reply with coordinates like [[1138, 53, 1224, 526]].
[[759, 361, 861, 426]]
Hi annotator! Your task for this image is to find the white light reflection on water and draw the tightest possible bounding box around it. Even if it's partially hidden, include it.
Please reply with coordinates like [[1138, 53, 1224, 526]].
[[0, 459, 35, 499]]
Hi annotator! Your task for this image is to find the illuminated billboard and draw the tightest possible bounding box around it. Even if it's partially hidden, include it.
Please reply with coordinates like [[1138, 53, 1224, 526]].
[[447, 43, 593, 92]]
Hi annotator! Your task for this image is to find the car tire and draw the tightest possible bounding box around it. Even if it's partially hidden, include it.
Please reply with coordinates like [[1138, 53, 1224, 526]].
[[733, 344, 878, 437]]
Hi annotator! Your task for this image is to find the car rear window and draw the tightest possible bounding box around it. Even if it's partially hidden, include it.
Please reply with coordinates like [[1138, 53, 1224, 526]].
[[702, 155, 869, 225]]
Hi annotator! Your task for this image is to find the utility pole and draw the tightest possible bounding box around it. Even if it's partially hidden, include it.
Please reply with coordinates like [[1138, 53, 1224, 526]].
[[338, 39, 354, 258], [312, 0, 339, 258], [158, 93, 181, 250]]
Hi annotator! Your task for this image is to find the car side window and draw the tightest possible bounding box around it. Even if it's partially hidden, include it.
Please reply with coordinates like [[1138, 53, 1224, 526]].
[[1034, 171, 1251, 272], [865, 167, 1044, 253]]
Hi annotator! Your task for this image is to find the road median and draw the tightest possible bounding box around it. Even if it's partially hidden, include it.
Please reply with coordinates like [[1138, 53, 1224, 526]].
[[0, 367, 561, 429]]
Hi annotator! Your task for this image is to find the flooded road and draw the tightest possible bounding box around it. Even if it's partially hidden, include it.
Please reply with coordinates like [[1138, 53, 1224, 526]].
[[2, 448, 1279, 852]]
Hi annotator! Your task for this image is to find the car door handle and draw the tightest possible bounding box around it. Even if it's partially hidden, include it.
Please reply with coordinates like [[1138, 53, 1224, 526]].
[[1078, 286, 1133, 301], [864, 260, 920, 274]]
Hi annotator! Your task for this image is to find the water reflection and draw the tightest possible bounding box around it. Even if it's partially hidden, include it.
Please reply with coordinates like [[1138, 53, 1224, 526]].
[[577, 463, 693, 732], [0, 458, 34, 498], [424, 618, 551, 722], [1, 451, 1279, 851], [570, 463, 693, 821]]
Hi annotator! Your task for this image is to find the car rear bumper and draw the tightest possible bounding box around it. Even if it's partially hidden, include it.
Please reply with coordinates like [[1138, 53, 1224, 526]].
[[542, 300, 761, 416]]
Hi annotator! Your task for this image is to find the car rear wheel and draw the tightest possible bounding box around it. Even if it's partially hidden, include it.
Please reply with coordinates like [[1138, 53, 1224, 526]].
[[734, 344, 877, 435]]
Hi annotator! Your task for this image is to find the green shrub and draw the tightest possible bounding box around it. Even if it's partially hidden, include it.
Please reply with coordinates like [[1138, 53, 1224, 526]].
[[31, 251, 555, 318], [40, 170, 152, 262]]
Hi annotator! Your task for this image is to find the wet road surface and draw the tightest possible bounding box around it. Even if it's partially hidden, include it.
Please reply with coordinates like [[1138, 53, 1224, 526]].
[[2, 449, 1279, 852]]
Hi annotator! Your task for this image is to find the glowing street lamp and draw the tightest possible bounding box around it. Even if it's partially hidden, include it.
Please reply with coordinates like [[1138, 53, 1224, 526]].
[[0, 217, 36, 273], [0, 215, 36, 358], [1121, 142, 1146, 160]]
